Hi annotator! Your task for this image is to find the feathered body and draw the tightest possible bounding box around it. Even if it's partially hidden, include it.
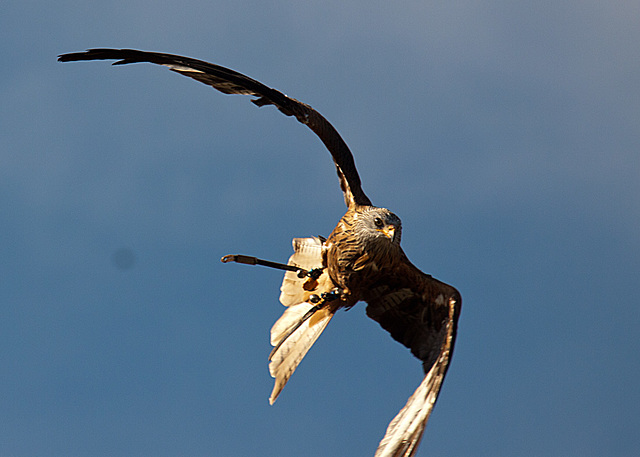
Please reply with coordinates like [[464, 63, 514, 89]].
[[58, 49, 462, 457]]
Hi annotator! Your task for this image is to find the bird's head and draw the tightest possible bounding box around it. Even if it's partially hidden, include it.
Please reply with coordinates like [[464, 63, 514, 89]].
[[355, 207, 402, 245]]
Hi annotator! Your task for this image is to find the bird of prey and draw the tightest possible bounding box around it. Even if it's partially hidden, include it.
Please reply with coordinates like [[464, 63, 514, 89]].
[[58, 49, 462, 457]]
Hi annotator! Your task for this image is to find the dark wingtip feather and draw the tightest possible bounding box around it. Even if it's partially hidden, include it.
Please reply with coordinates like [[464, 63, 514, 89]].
[[58, 49, 143, 65], [57, 52, 77, 62]]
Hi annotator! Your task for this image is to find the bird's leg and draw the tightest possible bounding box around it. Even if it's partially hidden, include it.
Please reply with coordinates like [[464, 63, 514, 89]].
[[308, 288, 343, 305], [222, 252, 340, 300], [301, 267, 323, 280], [222, 253, 331, 293], [221, 253, 323, 280], [221, 253, 299, 272]]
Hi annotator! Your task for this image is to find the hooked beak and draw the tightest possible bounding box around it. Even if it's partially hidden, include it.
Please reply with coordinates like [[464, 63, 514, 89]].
[[377, 225, 396, 241]]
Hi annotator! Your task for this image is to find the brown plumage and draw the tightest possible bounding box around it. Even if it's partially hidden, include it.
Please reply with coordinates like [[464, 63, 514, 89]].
[[58, 49, 462, 457]]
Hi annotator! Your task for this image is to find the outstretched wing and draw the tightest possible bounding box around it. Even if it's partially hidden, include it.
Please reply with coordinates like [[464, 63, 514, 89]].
[[269, 237, 338, 404], [57, 48, 372, 209], [363, 259, 461, 457]]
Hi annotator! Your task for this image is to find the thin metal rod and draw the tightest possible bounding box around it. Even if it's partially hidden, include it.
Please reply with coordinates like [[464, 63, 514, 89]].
[[220, 254, 307, 275]]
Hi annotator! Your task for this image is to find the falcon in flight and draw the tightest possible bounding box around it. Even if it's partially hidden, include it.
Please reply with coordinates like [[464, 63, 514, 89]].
[[58, 49, 462, 457]]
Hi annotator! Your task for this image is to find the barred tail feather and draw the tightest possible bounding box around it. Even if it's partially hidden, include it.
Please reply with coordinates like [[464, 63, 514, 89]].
[[270, 236, 337, 404], [268, 303, 336, 404], [279, 237, 324, 307]]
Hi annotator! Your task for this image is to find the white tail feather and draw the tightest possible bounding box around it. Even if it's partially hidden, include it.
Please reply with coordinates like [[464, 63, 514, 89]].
[[279, 237, 324, 307], [269, 304, 335, 404], [269, 236, 337, 404]]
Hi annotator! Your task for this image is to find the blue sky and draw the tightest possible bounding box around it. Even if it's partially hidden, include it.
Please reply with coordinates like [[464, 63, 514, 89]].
[[2, 1, 639, 456]]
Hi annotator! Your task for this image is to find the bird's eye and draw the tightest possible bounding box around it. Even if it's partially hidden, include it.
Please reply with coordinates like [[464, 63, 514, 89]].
[[374, 217, 384, 228]]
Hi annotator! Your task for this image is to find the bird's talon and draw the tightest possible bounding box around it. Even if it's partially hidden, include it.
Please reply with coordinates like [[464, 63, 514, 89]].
[[307, 268, 324, 280]]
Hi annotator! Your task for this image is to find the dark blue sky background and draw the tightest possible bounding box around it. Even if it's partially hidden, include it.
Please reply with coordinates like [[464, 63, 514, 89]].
[[2, 1, 639, 456]]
